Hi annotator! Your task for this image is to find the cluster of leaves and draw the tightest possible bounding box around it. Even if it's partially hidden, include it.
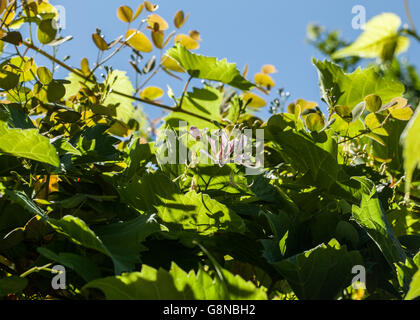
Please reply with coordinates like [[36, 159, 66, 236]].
[[0, 1, 419, 300]]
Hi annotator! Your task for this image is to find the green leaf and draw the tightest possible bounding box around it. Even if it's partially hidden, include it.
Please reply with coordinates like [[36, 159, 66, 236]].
[[351, 177, 407, 270], [117, 172, 245, 236], [164, 86, 223, 129], [46, 214, 161, 275], [37, 247, 101, 282], [1, 31, 23, 46], [36, 66, 53, 85], [47, 81, 66, 102], [0, 276, 28, 296], [272, 239, 363, 300], [37, 19, 57, 44], [102, 70, 143, 125], [83, 262, 267, 300], [401, 107, 420, 194], [313, 59, 405, 110], [5, 189, 46, 218], [266, 117, 339, 190], [65, 70, 146, 132], [332, 13, 409, 61], [0, 121, 59, 167], [259, 211, 296, 263], [405, 269, 420, 300], [0, 70, 19, 90], [1, 103, 36, 129], [166, 44, 254, 91]]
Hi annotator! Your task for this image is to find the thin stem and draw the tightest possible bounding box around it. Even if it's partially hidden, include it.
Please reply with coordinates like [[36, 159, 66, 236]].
[[0, 0, 16, 29], [86, 41, 125, 82], [22, 41, 220, 126], [177, 75, 193, 110], [20, 263, 57, 278], [404, 0, 416, 32], [136, 64, 162, 93]]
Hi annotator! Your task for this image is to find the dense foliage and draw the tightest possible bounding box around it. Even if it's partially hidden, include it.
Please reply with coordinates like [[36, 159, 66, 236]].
[[0, 0, 419, 300]]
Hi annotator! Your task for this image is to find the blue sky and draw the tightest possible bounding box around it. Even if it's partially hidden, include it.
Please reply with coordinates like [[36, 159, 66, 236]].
[[48, 0, 420, 121]]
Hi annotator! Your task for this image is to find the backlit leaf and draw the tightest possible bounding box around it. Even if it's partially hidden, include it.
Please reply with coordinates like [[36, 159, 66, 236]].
[[36, 66, 52, 85], [133, 4, 144, 20], [151, 30, 164, 48], [332, 13, 410, 60], [167, 44, 254, 91], [365, 113, 388, 136], [174, 34, 199, 50], [313, 59, 405, 110], [305, 113, 325, 132], [261, 64, 277, 74], [405, 269, 420, 300], [364, 94, 382, 113], [402, 107, 420, 194], [37, 19, 57, 44], [0, 121, 59, 167], [92, 33, 108, 51], [242, 92, 266, 108], [254, 73, 275, 89], [126, 29, 153, 52], [161, 56, 185, 73], [117, 5, 133, 23], [84, 262, 267, 300], [174, 10, 188, 29], [140, 86, 164, 101], [144, 1, 158, 12], [147, 14, 168, 31], [390, 106, 414, 121]]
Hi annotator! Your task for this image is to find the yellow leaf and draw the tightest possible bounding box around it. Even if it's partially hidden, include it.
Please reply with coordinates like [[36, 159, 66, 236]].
[[2, 9, 15, 26], [147, 14, 169, 31], [389, 97, 408, 109], [174, 34, 199, 50], [34, 175, 60, 200], [0, 0, 7, 15], [365, 113, 388, 136], [296, 99, 317, 110], [174, 10, 189, 29], [305, 113, 325, 132], [126, 29, 153, 52], [107, 120, 131, 137], [261, 64, 277, 74], [140, 86, 164, 100], [117, 5, 133, 23], [133, 4, 144, 21], [242, 64, 249, 78], [81, 57, 90, 75], [189, 30, 201, 41], [364, 94, 382, 113], [254, 73, 275, 89], [334, 105, 352, 122], [151, 30, 164, 49], [161, 56, 185, 73], [242, 93, 266, 108], [390, 106, 413, 121], [8, 56, 37, 82], [144, 1, 158, 12], [92, 33, 108, 51], [332, 13, 410, 60]]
